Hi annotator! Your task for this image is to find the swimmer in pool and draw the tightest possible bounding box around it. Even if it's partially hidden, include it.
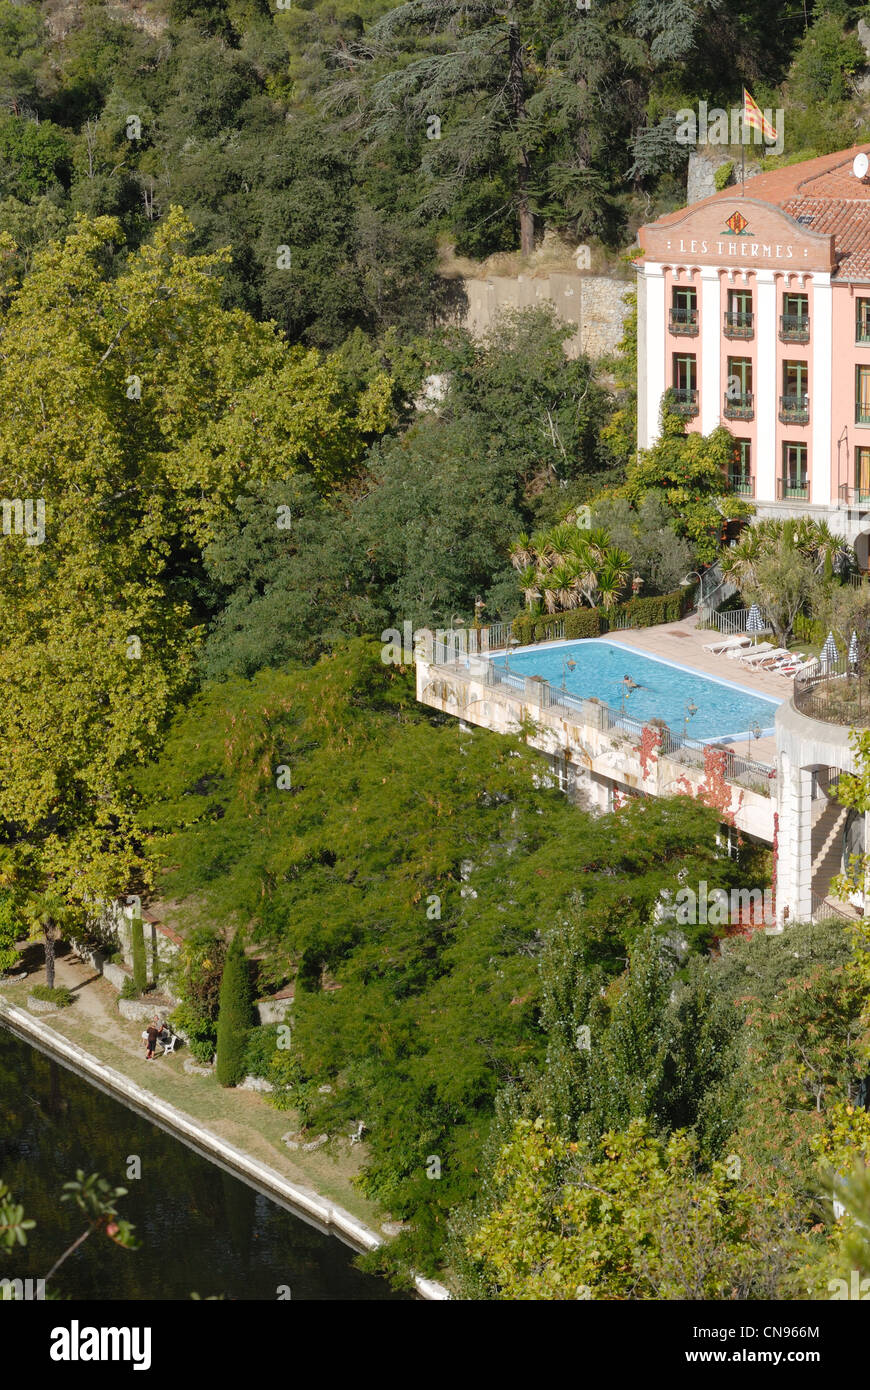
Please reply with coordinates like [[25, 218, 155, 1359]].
[[623, 674, 642, 692]]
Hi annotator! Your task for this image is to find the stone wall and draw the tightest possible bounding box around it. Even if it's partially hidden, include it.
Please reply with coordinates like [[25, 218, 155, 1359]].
[[459, 272, 631, 360]]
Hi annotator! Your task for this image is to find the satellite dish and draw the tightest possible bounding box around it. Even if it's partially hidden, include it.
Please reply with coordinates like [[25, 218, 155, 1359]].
[[854, 152, 869, 179]]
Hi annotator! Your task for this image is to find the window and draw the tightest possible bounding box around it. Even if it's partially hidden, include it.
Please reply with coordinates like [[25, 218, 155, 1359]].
[[670, 286, 698, 335], [730, 439, 753, 495], [781, 443, 808, 499], [856, 446, 870, 501], [725, 289, 753, 338], [671, 354, 698, 415], [724, 357, 753, 419], [857, 299, 870, 344], [857, 366, 870, 424], [780, 292, 809, 342], [673, 353, 696, 388], [780, 361, 809, 423]]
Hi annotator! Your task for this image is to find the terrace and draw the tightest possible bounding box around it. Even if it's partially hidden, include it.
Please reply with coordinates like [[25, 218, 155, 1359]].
[[416, 616, 786, 843]]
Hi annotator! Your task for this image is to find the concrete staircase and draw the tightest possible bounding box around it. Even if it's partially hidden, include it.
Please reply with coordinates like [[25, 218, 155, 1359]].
[[810, 770, 848, 900]]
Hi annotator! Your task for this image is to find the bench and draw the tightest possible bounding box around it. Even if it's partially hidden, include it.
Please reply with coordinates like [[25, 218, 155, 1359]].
[[140, 1027, 178, 1057]]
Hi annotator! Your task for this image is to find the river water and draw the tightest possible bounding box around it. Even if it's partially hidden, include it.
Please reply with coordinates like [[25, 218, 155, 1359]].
[[0, 1026, 406, 1301]]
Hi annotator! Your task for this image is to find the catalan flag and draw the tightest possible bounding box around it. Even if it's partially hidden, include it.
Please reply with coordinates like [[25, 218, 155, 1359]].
[[743, 89, 777, 142]]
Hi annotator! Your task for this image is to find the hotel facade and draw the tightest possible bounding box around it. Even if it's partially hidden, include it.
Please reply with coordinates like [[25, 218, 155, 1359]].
[[637, 146, 870, 566]]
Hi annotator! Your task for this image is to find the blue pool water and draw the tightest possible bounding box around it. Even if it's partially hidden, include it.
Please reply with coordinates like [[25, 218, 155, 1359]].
[[491, 639, 781, 742]]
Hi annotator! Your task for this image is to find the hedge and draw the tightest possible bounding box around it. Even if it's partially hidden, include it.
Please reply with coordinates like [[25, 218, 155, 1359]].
[[216, 933, 255, 1088], [131, 913, 147, 994], [511, 589, 689, 644]]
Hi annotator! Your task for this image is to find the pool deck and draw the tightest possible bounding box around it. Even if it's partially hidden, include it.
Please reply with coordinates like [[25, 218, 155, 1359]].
[[589, 614, 793, 765]]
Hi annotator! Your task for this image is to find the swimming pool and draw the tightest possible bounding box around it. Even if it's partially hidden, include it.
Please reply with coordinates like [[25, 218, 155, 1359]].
[[491, 639, 781, 742]]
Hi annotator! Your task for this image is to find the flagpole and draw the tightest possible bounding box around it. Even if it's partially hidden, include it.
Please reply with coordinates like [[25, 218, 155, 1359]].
[[741, 140, 745, 196]]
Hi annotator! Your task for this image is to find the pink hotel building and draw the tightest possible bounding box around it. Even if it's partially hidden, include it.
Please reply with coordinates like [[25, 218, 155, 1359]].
[[637, 145, 870, 566]]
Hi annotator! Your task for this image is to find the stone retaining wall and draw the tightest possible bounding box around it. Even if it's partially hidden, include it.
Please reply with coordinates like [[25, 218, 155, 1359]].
[[459, 273, 630, 359], [0, 997, 450, 1300]]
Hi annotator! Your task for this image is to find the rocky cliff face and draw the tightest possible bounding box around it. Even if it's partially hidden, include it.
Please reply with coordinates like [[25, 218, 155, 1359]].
[[43, 0, 169, 42], [457, 272, 630, 361]]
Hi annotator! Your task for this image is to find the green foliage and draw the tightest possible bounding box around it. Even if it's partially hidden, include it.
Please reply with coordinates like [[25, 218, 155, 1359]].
[[29, 984, 73, 1007], [216, 933, 255, 1088], [133, 639, 736, 1267], [243, 1023, 283, 1081], [510, 589, 688, 645], [199, 307, 616, 675], [0, 117, 70, 201], [625, 414, 753, 564], [0, 1178, 36, 1251], [463, 1117, 789, 1300], [0, 892, 19, 975], [120, 974, 138, 1001], [591, 495, 694, 596], [713, 159, 735, 190], [170, 1002, 217, 1066]]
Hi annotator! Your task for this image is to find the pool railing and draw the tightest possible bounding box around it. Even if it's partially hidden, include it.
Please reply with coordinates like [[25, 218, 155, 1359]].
[[429, 640, 776, 795]]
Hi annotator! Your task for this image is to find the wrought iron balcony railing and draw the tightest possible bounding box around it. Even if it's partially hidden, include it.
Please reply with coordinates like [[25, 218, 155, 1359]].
[[728, 472, 754, 496], [723, 390, 754, 420], [670, 387, 699, 416], [777, 476, 809, 501], [779, 393, 809, 424], [779, 313, 810, 342], [724, 311, 754, 339], [669, 308, 699, 335]]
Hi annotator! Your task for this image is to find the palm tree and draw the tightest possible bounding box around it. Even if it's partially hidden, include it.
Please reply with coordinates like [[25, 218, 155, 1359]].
[[23, 889, 73, 992], [546, 523, 577, 568], [530, 529, 555, 572], [547, 562, 578, 613], [509, 533, 533, 571], [597, 548, 632, 609], [566, 536, 598, 607], [517, 564, 541, 611]]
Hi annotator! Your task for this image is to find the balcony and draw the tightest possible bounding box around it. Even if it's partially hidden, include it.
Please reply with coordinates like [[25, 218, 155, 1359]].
[[724, 311, 754, 339], [670, 387, 699, 416], [779, 393, 809, 424], [857, 404, 870, 425], [777, 476, 809, 501], [779, 313, 810, 343], [723, 390, 754, 421], [728, 472, 754, 497], [857, 323, 870, 345], [839, 484, 870, 508], [669, 308, 699, 336]]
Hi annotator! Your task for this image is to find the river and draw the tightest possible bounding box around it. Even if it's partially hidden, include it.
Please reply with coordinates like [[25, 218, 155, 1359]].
[[0, 1026, 407, 1301]]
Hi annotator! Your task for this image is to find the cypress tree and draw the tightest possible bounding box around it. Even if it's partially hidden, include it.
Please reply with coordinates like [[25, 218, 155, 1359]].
[[130, 913, 147, 995], [216, 932, 254, 1086]]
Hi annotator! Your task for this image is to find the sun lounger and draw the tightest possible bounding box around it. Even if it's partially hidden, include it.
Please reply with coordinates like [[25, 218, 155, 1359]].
[[702, 633, 752, 654], [740, 645, 787, 666], [727, 640, 773, 661], [761, 651, 806, 671], [776, 656, 818, 677]]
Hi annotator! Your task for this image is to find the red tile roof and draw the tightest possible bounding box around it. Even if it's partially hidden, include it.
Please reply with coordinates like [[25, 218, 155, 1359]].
[[652, 144, 870, 280]]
